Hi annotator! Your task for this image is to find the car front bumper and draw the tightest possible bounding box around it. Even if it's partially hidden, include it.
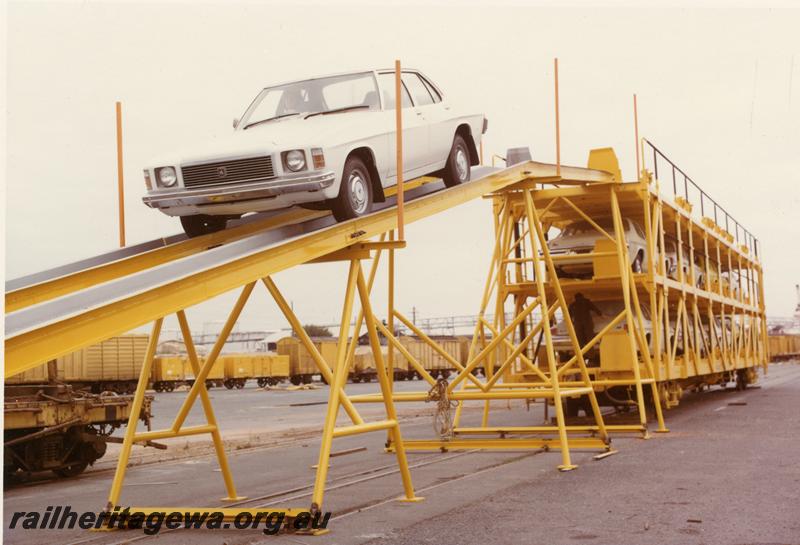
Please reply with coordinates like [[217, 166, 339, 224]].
[[142, 170, 336, 210]]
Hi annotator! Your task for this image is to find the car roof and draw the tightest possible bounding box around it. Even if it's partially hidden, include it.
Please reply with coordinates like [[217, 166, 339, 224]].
[[262, 68, 426, 89]]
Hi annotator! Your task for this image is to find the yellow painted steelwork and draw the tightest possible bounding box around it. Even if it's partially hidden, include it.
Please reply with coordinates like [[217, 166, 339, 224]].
[[4, 147, 766, 526], [8, 162, 569, 376]]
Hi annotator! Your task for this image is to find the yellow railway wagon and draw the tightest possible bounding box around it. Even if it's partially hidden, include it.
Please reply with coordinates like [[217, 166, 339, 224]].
[[769, 335, 800, 361], [277, 337, 337, 385], [183, 356, 225, 389], [152, 356, 186, 392], [5, 335, 149, 394], [398, 336, 460, 379], [4, 364, 49, 385], [253, 354, 290, 387], [222, 354, 255, 389]]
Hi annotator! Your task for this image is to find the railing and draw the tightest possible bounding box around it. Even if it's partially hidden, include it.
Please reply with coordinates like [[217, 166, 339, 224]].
[[643, 138, 759, 258]]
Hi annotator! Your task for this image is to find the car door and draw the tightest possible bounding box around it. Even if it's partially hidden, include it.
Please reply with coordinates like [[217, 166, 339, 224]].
[[410, 72, 454, 167], [400, 72, 444, 168], [376, 72, 429, 185]]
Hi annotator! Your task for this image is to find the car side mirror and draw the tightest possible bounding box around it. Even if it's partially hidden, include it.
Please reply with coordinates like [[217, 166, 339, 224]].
[[232, 118, 239, 129]]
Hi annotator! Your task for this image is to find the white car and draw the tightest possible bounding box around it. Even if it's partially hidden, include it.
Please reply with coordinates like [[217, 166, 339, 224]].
[[664, 239, 705, 288], [546, 217, 648, 278], [142, 69, 487, 237]]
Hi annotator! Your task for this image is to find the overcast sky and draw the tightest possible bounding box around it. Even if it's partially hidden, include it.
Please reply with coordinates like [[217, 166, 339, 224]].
[[5, 2, 799, 337]]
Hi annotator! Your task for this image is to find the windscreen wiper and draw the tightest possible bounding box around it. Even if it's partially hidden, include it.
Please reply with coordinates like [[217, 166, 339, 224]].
[[304, 105, 370, 119], [242, 112, 302, 130]]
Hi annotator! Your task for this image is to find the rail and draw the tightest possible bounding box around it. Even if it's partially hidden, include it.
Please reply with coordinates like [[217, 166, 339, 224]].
[[643, 138, 759, 257]]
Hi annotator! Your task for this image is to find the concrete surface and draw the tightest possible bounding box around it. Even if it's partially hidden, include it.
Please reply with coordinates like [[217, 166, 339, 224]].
[[4, 363, 799, 545]]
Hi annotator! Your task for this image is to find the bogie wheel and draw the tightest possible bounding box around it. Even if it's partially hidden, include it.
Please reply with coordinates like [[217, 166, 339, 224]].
[[332, 157, 372, 222], [180, 215, 227, 238], [235, 380, 246, 389], [165, 382, 175, 392], [290, 376, 302, 386], [224, 380, 234, 390], [257, 378, 267, 388], [442, 134, 471, 188]]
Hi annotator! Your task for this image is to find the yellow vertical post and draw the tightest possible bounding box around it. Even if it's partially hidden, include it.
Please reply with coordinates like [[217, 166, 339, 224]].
[[176, 310, 245, 501], [453, 200, 507, 428], [355, 263, 421, 502], [610, 190, 649, 434], [522, 190, 574, 470], [107, 318, 163, 508], [525, 191, 609, 443], [115, 101, 126, 248], [311, 261, 360, 511], [388, 230, 396, 382], [387, 230, 396, 445]]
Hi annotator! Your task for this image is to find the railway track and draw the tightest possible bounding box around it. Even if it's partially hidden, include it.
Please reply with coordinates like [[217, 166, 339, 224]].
[[61, 446, 544, 545]]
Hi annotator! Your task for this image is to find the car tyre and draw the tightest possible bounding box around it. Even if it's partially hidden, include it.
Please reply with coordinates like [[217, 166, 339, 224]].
[[180, 215, 227, 238], [442, 134, 471, 188], [332, 157, 373, 222]]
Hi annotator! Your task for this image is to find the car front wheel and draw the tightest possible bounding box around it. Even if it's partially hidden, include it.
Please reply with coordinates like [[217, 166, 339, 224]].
[[332, 157, 373, 222], [180, 215, 227, 238], [443, 134, 471, 188]]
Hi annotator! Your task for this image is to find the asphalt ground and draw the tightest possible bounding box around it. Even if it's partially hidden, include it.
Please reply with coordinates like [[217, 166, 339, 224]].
[[4, 362, 799, 545]]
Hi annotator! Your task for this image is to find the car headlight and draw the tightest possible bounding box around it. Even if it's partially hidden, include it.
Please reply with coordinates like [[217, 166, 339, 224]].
[[143, 170, 153, 190], [156, 166, 178, 187], [282, 150, 307, 172]]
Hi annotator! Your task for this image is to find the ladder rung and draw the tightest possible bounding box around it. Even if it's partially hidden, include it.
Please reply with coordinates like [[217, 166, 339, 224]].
[[333, 419, 396, 438]]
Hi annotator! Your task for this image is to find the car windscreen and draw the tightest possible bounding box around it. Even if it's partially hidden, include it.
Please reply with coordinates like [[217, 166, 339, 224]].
[[240, 72, 379, 128]]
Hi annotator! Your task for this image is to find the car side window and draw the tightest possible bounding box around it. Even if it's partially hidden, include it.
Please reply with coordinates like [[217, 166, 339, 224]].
[[401, 73, 434, 106], [419, 75, 442, 103], [378, 73, 412, 110]]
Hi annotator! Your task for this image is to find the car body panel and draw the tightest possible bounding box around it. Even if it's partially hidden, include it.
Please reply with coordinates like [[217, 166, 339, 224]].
[[142, 69, 485, 218], [546, 218, 648, 276]]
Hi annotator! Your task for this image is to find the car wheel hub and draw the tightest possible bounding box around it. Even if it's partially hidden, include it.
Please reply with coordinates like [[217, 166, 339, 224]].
[[455, 148, 468, 180], [349, 171, 368, 214]]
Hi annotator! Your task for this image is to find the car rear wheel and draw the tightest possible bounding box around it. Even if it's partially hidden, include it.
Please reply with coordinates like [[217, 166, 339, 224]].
[[332, 157, 372, 222], [443, 134, 471, 188], [180, 215, 227, 238]]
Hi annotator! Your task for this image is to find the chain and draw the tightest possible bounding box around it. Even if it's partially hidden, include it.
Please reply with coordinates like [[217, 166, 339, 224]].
[[426, 377, 458, 440]]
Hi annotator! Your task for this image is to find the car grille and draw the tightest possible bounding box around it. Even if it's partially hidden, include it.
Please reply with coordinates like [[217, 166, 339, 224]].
[[181, 156, 276, 189]]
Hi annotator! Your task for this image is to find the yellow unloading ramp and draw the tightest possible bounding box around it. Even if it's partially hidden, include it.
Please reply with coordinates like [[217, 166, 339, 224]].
[[5, 161, 612, 375], [5, 160, 618, 523]]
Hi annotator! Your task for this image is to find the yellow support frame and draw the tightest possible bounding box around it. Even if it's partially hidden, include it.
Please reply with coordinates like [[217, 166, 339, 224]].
[[104, 246, 422, 522], [352, 185, 620, 471]]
